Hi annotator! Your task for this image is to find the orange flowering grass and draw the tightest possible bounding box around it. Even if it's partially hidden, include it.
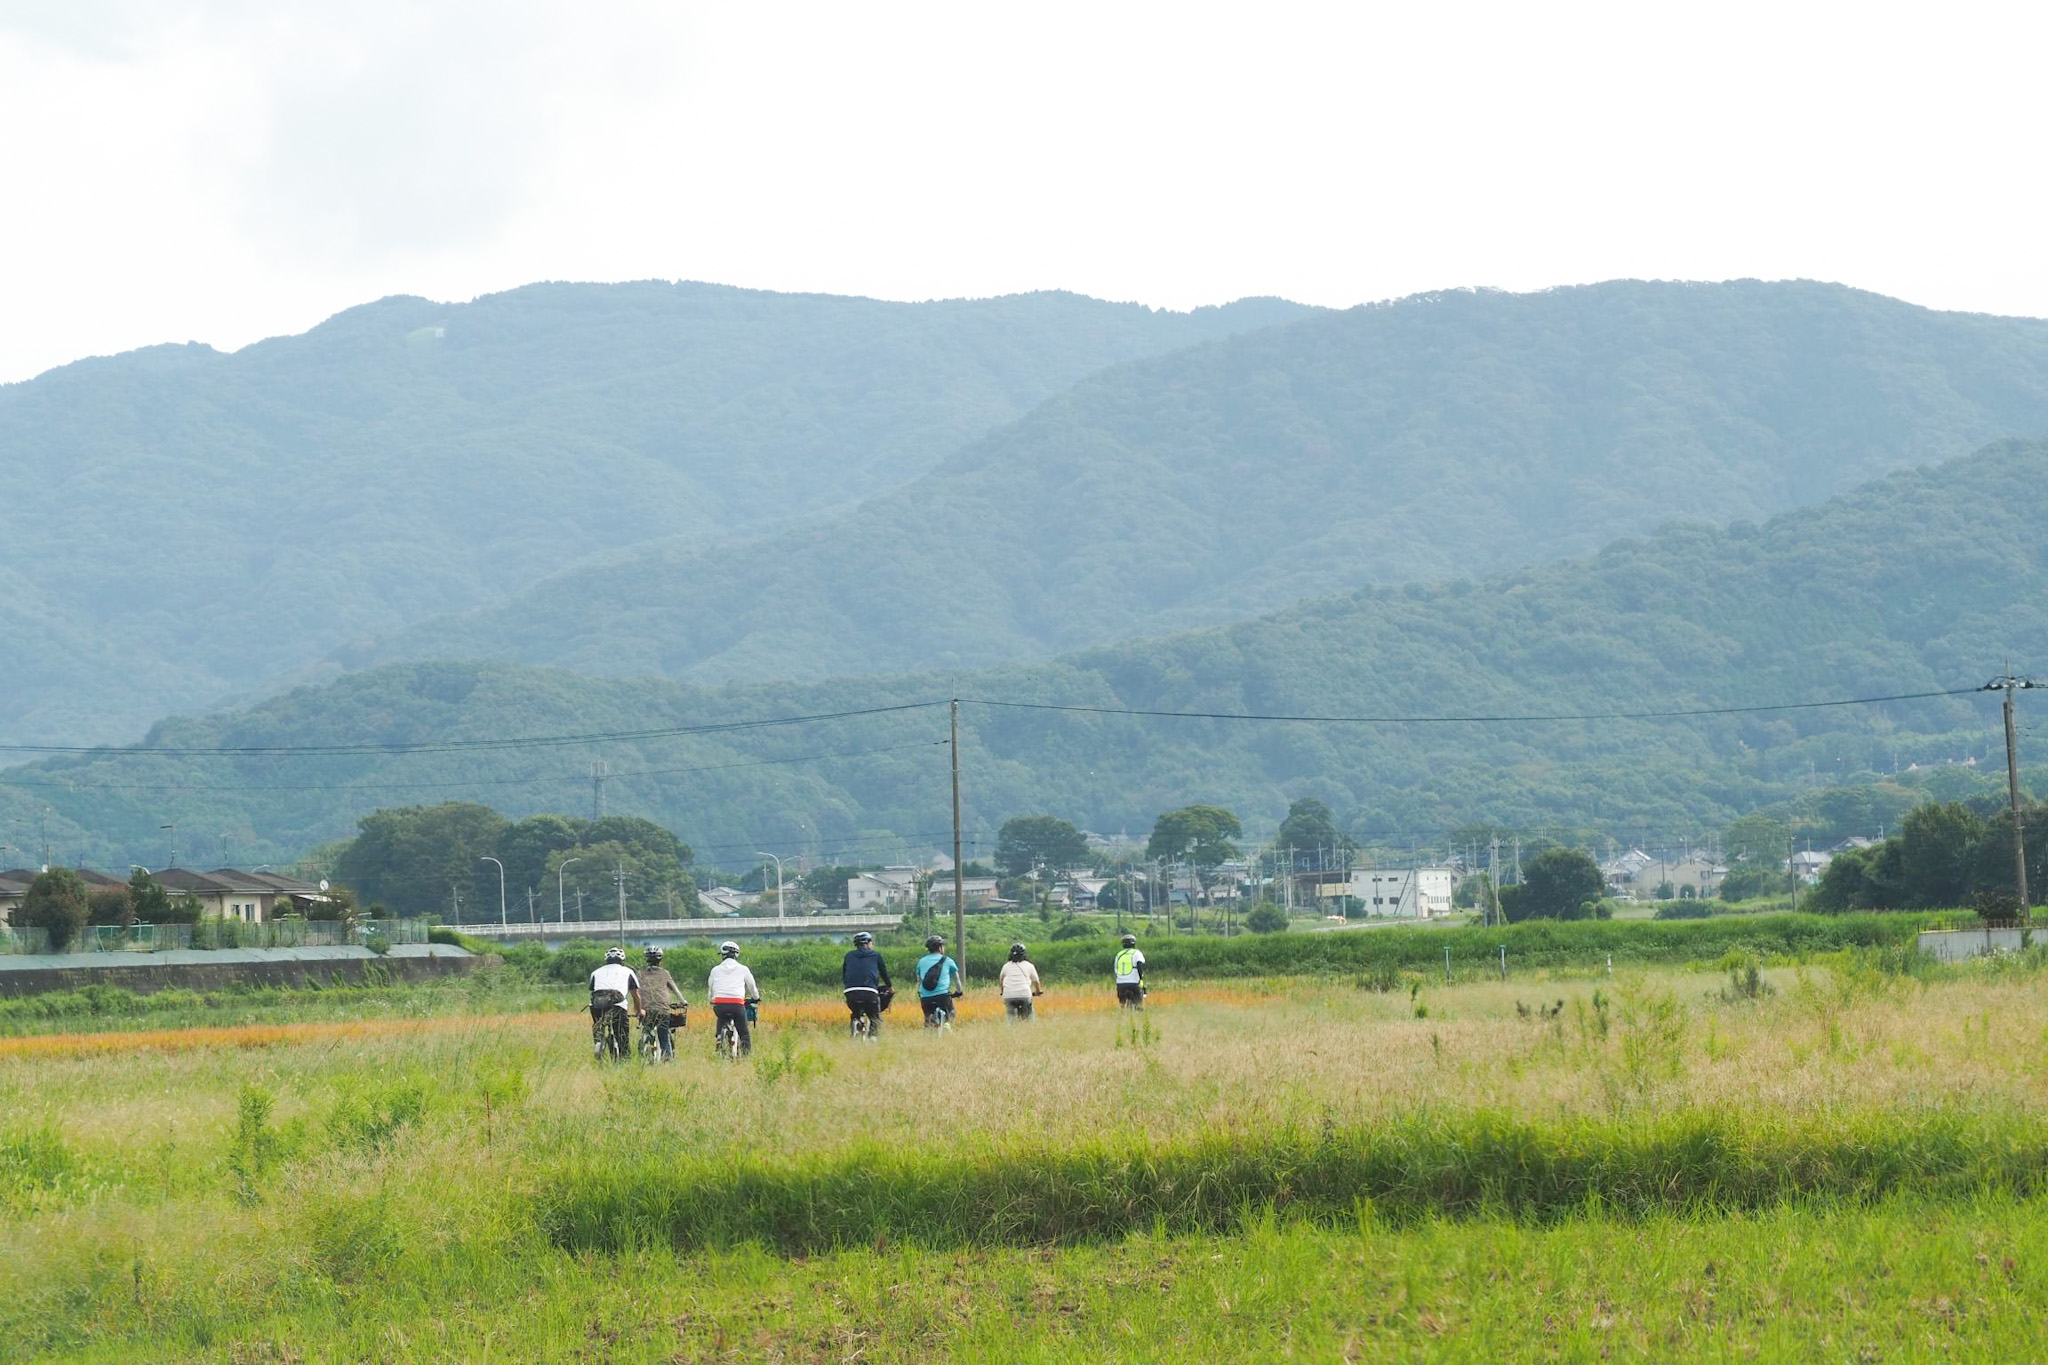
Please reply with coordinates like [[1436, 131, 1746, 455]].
[[0, 984, 1280, 1059]]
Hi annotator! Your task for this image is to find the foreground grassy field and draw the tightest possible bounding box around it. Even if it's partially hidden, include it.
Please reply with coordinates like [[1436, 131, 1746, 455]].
[[4, 946, 2047, 1361]]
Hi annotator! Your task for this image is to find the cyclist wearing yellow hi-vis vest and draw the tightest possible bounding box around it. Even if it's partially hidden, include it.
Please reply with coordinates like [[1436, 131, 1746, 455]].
[[1113, 934, 1146, 1009]]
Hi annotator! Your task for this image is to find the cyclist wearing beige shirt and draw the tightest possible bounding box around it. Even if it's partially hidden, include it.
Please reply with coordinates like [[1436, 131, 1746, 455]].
[[996, 943, 1042, 1021]]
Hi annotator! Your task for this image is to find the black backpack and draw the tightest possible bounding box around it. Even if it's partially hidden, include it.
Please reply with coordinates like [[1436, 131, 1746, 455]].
[[921, 957, 946, 992]]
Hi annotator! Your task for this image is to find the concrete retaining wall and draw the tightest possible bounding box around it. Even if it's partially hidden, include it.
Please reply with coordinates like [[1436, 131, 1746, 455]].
[[1917, 927, 2037, 962], [0, 945, 481, 998]]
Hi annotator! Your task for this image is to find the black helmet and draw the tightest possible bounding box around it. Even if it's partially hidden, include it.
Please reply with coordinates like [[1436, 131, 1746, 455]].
[[1008, 943, 1027, 961], [925, 934, 944, 951], [718, 940, 741, 958], [644, 946, 663, 964], [604, 945, 626, 963], [853, 931, 874, 946], [1120, 934, 1137, 948]]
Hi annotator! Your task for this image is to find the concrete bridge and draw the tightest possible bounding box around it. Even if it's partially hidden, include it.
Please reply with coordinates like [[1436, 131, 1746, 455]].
[[451, 913, 904, 944]]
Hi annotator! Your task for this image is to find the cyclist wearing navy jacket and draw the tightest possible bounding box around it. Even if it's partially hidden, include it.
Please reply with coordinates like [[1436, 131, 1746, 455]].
[[841, 930, 893, 1036]]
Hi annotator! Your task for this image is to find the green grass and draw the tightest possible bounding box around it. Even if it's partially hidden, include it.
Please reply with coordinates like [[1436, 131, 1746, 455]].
[[523, 911, 1938, 993], [19, 1197, 2048, 1361], [538, 1106, 2048, 1255], [7, 954, 2047, 1361]]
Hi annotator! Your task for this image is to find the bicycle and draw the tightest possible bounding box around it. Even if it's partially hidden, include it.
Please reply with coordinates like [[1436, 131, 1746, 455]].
[[846, 987, 884, 1041], [639, 1011, 679, 1062], [921, 992, 962, 1031], [589, 990, 631, 1062], [714, 1015, 742, 1061]]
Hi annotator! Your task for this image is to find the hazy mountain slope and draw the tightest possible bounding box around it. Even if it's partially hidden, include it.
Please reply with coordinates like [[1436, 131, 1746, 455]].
[[0, 282, 1310, 745], [16, 436, 2046, 870], [380, 279, 2048, 688]]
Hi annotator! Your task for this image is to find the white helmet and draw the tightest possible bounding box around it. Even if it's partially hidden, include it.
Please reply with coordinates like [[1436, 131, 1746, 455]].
[[718, 940, 741, 958]]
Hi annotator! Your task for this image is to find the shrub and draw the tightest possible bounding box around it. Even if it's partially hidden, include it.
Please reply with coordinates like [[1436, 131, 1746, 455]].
[[1512, 849, 1606, 921], [17, 870, 89, 952], [1243, 903, 1289, 934], [85, 887, 134, 928], [1654, 900, 1715, 920]]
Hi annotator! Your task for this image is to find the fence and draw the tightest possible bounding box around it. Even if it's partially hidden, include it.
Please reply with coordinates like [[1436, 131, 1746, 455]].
[[1, 918, 430, 957]]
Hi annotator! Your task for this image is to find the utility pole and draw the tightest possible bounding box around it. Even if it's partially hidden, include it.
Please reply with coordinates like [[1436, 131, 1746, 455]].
[[451, 884, 461, 926], [950, 700, 966, 982], [526, 886, 537, 924], [1488, 837, 1501, 928], [591, 760, 609, 820], [1992, 672, 2037, 918]]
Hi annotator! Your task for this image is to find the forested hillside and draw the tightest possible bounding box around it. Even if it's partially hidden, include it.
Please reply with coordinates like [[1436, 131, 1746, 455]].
[[374, 280, 2048, 687], [12, 437, 2047, 871], [0, 283, 1307, 746]]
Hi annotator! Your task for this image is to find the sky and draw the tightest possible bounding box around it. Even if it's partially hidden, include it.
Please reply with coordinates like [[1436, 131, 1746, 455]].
[[2, 0, 2045, 384]]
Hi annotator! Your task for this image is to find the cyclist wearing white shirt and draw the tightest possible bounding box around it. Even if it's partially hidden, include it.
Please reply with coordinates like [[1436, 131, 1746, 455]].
[[1113, 934, 1146, 1009], [997, 943, 1042, 1021], [707, 941, 760, 1056], [588, 945, 640, 1060]]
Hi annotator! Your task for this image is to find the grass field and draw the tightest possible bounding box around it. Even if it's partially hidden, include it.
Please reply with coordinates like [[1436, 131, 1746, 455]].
[[4, 940, 2047, 1361]]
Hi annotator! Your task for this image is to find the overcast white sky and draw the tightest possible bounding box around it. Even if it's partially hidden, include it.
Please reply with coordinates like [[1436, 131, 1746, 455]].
[[1, 0, 2043, 384]]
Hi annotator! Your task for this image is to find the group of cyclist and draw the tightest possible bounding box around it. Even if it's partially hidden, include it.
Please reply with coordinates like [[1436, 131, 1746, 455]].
[[586, 930, 1147, 1059]]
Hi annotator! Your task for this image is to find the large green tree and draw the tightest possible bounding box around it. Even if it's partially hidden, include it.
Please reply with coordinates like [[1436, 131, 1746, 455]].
[[127, 868, 173, 924], [544, 841, 701, 922], [995, 816, 1090, 877], [1146, 806, 1243, 873], [18, 868, 89, 951], [1897, 802, 1983, 907], [333, 803, 509, 920], [1273, 798, 1355, 860], [1509, 848, 1605, 921]]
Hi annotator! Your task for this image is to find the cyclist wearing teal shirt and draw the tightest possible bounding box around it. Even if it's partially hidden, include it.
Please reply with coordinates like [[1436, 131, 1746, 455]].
[[914, 933, 963, 1028]]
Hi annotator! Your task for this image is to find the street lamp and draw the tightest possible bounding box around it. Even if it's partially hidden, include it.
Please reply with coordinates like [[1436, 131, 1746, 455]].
[[755, 852, 785, 930], [479, 856, 507, 927], [160, 823, 177, 871], [558, 857, 582, 925]]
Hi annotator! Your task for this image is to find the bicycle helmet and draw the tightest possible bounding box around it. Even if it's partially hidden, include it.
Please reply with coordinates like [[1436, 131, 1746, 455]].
[[853, 931, 874, 946], [644, 946, 663, 964], [718, 940, 741, 958], [925, 934, 944, 951], [1008, 943, 1027, 961], [1120, 933, 1137, 948], [604, 946, 626, 963]]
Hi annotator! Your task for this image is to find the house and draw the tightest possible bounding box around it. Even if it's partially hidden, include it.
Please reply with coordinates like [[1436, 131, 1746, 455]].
[[847, 868, 922, 912], [1603, 850, 1726, 900], [1789, 850, 1833, 883], [0, 870, 34, 925], [1600, 848, 1656, 894], [149, 867, 325, 923], [1065, 876, 1113, 909], [699, 886, 759, 917], [1, 867, 139, 925], [930, 875, 1000, 910], [1292, 866, 1458, 918]]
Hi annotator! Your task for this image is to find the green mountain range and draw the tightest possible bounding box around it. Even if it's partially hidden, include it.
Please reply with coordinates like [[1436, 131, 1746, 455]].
[[0, 283, 1307, 746], [11, 435, 2044, 875], [366, 280, 2048, 688]]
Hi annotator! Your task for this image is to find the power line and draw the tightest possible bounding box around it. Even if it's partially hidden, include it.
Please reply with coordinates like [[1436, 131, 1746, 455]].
[[0, 741, 949, 795], [0, 701, 948, 758], [959, 687, 1981, 725]]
